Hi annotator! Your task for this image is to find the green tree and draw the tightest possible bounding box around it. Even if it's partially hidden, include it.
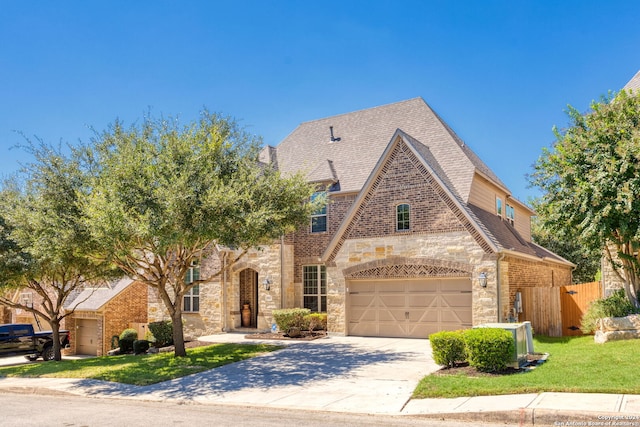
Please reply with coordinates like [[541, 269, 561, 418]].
[[530, 201, 600, 284], [82, 111, 318, 357], [530, 90, 640, 306], [0, 141, 115, 361]]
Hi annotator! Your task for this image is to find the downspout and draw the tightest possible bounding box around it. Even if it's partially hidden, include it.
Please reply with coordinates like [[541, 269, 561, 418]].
[[280, 235, 285, 309], [497, 252, 506, 323]]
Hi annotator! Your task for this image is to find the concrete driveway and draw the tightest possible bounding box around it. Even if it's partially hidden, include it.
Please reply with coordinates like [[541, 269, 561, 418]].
[[0, 334, 439, 415]]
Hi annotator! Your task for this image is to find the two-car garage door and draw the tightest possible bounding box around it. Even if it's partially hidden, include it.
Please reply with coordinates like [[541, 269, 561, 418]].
[[348, 277, 472, 338]]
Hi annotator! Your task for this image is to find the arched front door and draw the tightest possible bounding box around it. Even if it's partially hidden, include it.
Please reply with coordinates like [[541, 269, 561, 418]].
[[239, 268, 258, 328]]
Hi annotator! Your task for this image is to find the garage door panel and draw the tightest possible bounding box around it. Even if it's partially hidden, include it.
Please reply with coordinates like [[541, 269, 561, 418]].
[[442, 279, 473, 292], [351, 294, 375, 306], [379, 295, 405, 307], [348, 277, 472, 338], [406, 281, 437, 292], [441, 294, 472, 307], [408, 295, 437, 307], [379, 309, 406, 322], [441, 309, 472, 323], [350, 309, 377, 322], [376, 282, 406, 292]]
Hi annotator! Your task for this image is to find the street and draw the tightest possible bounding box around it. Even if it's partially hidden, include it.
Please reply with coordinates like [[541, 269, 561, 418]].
[[0, 392, 519, 427]]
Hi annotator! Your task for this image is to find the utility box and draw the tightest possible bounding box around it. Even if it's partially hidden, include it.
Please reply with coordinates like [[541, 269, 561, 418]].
[[474, 323, 528, 368]]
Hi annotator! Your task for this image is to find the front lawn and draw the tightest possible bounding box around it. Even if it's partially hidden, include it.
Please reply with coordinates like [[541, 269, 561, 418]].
[[0, 343, 283, 386], [414, 336, 640, 398]]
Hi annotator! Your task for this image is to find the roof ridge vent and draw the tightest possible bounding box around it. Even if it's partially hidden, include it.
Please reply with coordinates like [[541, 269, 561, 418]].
[[329, 126, 341, 142]]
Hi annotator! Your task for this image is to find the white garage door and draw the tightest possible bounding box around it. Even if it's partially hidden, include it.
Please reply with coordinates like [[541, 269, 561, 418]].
[[348, 277, 472, 338], [76, 319, 98, 355]]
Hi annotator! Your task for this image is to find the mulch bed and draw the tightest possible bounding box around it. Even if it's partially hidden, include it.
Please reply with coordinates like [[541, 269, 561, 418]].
[[432, 353, 548, 377], [244, 331, 328, 341]]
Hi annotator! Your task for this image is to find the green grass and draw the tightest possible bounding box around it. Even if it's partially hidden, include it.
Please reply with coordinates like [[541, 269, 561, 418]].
[[414, 336, 640, 398], [0, 343, 283, 386]]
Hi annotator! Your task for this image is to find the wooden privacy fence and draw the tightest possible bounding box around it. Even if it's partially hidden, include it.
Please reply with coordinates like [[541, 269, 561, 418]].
[[519, 281, 602, 337]]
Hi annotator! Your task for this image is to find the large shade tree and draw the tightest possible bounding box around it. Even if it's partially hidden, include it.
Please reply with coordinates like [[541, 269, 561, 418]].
[[82, 111, 318, 357], [0, 141, 115, 360], [530, 90, 640, 306]]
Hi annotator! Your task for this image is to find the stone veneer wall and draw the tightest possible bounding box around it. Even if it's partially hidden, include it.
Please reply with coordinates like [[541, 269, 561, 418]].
[[330, 232, 498, 335], [229, 243, 286, 331], [601, 246, 625, 296]]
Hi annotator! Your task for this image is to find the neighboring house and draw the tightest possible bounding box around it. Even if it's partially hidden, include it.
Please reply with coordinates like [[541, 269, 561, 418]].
[[64, 278, 148, 356], [149, 97, 574, 339], [601, 69, 640, 296]]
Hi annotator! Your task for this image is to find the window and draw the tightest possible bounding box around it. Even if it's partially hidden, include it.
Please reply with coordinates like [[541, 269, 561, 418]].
[[496, 197, 503, 216], [183, 261, 200, 312], [396, 204, 410, 231], [506, 204, 515, 224], [303, 265, 327, 312], [311, 192, 327, 233]]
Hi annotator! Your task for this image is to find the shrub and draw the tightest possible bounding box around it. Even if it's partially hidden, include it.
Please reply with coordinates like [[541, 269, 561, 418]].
[[429, 330, 466, 368], [272, 308, 311, 333], [304, 313, 327, 331], [148, 320, 173, 347], [119, 328, 138, 354], [464, 328, 514, 373], [581, 289, 639, 334], [133, 339, 151, 355]]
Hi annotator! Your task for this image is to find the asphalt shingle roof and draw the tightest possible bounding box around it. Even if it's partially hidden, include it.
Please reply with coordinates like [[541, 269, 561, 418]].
[[64, 277, 134, 311], [274, 97, 508, 201]]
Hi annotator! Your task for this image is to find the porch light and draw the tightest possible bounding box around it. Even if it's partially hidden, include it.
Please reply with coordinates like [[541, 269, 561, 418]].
[[262, 277, 272, 291], [478, 272, 488, 288]]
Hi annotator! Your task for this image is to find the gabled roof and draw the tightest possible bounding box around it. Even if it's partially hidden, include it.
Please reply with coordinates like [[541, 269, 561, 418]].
[[273, 98, 508, 202], [624, 70, 640, 93], [321, 129, 574, 267], [64, 277, 135, 311], [322, 130, 500, 261]]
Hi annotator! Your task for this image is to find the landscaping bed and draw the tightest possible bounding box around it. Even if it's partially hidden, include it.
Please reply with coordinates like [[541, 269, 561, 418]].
[[245, 331, 327, 341]]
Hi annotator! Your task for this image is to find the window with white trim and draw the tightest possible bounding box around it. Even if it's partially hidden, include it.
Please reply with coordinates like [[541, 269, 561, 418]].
[[183, 261, 200, 312], [303, 265, 327, 312], [496, 197, 503, 216], [506, 204, 515, 224], [396, 203, 410, 231], [310, 192, 327, 233]]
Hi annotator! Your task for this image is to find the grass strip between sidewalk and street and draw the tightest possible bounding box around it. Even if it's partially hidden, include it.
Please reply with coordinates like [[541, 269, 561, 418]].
[[414, 335, 640, 398], [0, 343, 284, 386]]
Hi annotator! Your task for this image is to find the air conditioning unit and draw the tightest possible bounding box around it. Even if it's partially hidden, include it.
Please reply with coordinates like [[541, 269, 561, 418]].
[[474, 322, 532, 368]]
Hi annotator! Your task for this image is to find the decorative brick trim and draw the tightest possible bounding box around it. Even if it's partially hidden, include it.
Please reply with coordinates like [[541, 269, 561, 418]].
[[343, 257, 472, 279]]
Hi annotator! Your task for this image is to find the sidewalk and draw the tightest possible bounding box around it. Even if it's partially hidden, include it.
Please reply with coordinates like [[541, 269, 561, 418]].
[[0, 333, 639, 425]]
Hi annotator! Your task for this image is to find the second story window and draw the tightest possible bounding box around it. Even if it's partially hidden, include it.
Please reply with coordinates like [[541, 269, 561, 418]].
[[396, 204, 410, 231], [311, 192, 327, 233], [496, 197, 503, 216], [506, 204, 515, 224]]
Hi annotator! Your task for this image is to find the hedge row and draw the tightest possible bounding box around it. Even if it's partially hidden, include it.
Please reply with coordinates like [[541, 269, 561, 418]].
[[272, 308, 328, 333], [430, 328, 514, 372]]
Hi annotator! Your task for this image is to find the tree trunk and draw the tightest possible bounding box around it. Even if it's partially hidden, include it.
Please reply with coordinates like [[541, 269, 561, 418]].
[[50, 319, 62, 361], [171, 311, 186, 358]]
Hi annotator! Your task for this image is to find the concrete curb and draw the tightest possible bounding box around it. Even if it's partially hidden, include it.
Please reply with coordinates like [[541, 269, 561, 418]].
[[415, 408, 640, 426]]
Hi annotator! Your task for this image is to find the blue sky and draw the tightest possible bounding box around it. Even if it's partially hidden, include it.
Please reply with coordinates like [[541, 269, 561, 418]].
[[1, 1, 639, 203]]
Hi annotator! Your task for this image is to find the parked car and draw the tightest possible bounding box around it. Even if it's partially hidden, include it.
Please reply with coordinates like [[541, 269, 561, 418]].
[[0, 323, 70, 361]]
